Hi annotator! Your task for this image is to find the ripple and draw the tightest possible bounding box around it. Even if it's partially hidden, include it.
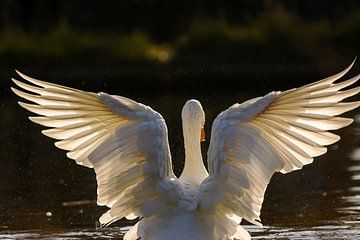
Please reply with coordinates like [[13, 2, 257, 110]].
[[0, 227, 125, 239], [1, 225, 359, 239], [248, 225, 360, 239]]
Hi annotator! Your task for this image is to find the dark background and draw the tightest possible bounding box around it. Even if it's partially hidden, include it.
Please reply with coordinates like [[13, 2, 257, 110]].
[[0, 0, 359, 233]]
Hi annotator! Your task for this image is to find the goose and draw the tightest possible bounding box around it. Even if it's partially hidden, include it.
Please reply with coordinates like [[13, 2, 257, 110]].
[[11, 60, 360, 240]]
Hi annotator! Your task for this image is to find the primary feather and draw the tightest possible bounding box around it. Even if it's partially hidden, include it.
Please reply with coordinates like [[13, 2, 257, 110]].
[[12, 60, 359, 240], [200, 59, 360, 232], [12, 71, 181, 235]]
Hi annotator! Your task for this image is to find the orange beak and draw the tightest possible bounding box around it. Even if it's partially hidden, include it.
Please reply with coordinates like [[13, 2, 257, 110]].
[[200, 127, 205, 142]]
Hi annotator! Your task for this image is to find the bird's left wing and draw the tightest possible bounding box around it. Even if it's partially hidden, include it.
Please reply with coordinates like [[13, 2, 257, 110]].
[[198, 61, 360, 233], [12, 71, 181, 227]]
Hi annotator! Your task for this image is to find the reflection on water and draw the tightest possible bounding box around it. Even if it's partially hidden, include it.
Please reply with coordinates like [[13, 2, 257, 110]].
[[249, 225, 360, 239], [339, 114, 360, 225], [0, 227, 125, 239], [1, 225, 360, 240]]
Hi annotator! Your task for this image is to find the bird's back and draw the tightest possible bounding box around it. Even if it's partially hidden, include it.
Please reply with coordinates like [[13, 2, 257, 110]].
[[124, 182, 250, 240], [128, 208, 249, 240]]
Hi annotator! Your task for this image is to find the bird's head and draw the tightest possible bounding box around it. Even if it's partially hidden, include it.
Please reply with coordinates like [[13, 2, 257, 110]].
[[182, 99, 205, 142]]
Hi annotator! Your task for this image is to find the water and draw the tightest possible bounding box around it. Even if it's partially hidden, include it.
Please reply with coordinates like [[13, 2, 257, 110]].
[[0, 225, 359, 239], [1, 71, 360, 239]]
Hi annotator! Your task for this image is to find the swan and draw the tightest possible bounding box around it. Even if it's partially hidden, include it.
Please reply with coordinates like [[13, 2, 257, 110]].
[[11, 60, 360, 240]]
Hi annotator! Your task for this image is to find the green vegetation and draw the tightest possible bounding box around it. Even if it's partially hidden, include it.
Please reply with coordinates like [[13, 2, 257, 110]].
[[0, 7, 358, 73], [174, 8, 359, 67], [0, 21, 172, 63]]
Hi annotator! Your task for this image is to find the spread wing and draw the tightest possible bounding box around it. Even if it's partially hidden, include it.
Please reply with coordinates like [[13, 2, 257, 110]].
[[12, 71, 181, 227], [199, 61, 360, 227]]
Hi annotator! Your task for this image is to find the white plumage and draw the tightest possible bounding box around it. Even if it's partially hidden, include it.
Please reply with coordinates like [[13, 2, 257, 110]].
[[12, 60, 360, 240]]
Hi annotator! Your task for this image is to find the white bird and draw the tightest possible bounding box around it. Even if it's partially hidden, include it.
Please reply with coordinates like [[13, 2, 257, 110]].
[[12, 61, 360, 240]]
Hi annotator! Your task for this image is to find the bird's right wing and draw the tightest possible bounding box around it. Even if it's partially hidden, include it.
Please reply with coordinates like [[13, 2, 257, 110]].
[[12, 71, 182, 229], [198, 61, 359, 237]]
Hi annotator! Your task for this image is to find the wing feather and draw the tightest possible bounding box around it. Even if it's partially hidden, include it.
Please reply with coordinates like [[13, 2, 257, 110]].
[[12, 71, 180, 227], [200, 60, 359, 225]]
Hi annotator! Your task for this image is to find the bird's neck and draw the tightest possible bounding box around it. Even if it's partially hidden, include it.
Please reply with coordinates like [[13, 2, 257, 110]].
[[180, 123, 208, 185]]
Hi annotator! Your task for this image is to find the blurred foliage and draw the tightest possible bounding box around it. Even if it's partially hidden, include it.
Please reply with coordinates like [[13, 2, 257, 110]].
[[0, 0, 358, 88], [0, 21, 172, 63], [0, 4, 358, 70], [174, 6, 359, 68]]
